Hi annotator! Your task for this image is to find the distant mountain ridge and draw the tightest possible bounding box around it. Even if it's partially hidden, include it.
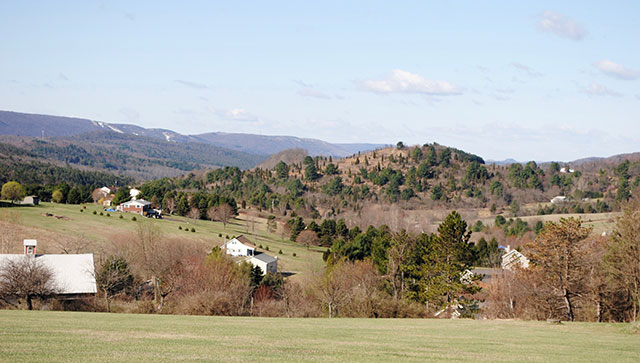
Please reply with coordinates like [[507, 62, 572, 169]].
[[0, 110, 385, 157]]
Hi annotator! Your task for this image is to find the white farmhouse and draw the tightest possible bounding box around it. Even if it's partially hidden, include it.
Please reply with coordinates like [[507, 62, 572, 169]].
[[501, 245, 529, 270], [222, 235, 278, 274], [222, 235, 256, 257]]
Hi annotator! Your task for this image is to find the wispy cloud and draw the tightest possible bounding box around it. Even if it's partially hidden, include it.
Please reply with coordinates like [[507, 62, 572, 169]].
[[511, 62, 543, 77], [218, 108, 260, 122], [359, 69, 462, 96], [537, 11, 586, 41], [297, 87, 333, 99], [582, 82, 622, 97], [593, 60, 639, 80], [175, 79, 208, 90], [58, 72, 69, 81]]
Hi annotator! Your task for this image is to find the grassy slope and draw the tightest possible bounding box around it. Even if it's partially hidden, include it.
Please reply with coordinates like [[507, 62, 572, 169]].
[[0, 310, 638, 362], [3, 202, 324, 279]]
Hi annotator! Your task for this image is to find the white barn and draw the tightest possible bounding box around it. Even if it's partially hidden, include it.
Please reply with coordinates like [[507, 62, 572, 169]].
[[0, 240, 97, 298]]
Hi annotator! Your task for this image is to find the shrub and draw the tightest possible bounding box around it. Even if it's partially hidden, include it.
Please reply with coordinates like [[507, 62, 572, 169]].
[[191, 227, 195, 233], [119, 215, 123, 219], [80, 209, 83, 212], [178, 226, 182, 230], [259, 244, 263, 249], [218, 233, 222, 237], [293, 252, 296, 257], [278, 249, 283, 254], [99, 212, 103, 216], [226, 235, 230, 239], [106, 213, 110, 217], [131, 216, 137, 221], [93, 210, 97, 215], [266, 246, 269, 251]]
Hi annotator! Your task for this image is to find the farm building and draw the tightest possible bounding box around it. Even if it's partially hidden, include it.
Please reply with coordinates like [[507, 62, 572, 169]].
[[0, 240, 97, 302], [222, 235, 256, 257], [22, 196, 39, 205], [118, 199, 152, 215], [222, 235, 278, 274], [550, 196, 567, 204], [501, 245, 529, 270], [249, 253, 278, 275]]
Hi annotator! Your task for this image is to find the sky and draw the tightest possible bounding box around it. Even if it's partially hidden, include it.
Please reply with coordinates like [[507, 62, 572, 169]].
[[1, 1, 639, 161]]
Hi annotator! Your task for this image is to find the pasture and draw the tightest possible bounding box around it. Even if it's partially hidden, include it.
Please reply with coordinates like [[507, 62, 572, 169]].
[[0, 202, 325, 279], [0, 310, 638, 362]]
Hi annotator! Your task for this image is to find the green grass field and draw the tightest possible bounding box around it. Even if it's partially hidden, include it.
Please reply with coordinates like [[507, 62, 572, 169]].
[[0, 310, 638, 362], [1, 202, 325, 279]]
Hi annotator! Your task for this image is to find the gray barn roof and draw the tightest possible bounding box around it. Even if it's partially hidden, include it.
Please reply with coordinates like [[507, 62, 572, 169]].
[[253, 252, 277, 264], [0, 254, 97, 294]]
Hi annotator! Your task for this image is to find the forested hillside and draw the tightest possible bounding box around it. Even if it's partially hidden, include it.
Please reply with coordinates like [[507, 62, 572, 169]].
[[0, 131, 265, 180], [136, 142, 638, 232]]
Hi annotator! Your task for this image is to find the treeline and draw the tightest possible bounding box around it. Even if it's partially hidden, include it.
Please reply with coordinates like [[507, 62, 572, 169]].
[[132, 144, 640, 224], [485, 201, 640, 322], [137, 177, 238, 219]]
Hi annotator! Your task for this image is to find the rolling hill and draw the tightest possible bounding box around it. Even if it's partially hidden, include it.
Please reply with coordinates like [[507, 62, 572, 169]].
[[0, 110, 385, 157]]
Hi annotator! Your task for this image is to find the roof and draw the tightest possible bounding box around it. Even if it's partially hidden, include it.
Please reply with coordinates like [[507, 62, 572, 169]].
[[223, 237, 256, 250], [252, 252, 277, 264], [0, 254, 97, 294], [121, 199, 151, 207], [235, 235, 256, 248]]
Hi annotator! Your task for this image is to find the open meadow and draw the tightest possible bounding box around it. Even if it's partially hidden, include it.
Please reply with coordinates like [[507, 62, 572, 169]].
[[0, 310, 638, 362], [1, 202, 326, 279]]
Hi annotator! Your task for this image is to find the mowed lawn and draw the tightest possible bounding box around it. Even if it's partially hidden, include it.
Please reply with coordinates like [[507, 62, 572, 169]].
[[0, 311, 638, 362]]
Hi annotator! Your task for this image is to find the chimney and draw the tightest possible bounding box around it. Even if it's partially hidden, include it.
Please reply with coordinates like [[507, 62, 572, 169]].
[[24, 239, 37, 256]]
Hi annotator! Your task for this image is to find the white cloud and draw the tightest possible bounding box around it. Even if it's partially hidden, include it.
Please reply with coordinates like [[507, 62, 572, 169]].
[[359, 69, 462, 95], [537, 11, 586, 41], [220, 108, 259, 122], [511, 62, 543, 77], [593, 60, 639, 80], [582, 82, 622, 97]]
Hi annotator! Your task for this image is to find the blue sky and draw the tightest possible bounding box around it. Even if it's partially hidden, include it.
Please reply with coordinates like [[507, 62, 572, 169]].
[[1, 1, 639, 161]]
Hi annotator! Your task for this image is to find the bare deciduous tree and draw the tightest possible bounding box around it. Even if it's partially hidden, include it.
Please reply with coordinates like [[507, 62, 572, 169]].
[[187, 208, 200, 225], [606, 198, 640, 322], [164, 197, 176, 215], [215, 204, 234, 229], [296, 230, 319, 249], [0, 258, 57, 310]]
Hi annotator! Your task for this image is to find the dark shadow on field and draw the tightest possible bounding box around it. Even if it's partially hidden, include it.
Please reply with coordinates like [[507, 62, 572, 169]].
[[0, 201, 38, 208], [280, 272, 296, 278]]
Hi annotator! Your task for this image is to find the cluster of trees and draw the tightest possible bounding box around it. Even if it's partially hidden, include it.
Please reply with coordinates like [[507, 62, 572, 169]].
[[0, 180, 110, 205], [486, 199, 640, 322], [0, 158, 133, 188]]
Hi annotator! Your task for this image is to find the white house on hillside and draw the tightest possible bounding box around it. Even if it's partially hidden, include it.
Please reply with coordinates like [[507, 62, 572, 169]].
[[222, 235, 256, 257], [501, 245, 529, 270], [222, 235, 277, 274]]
